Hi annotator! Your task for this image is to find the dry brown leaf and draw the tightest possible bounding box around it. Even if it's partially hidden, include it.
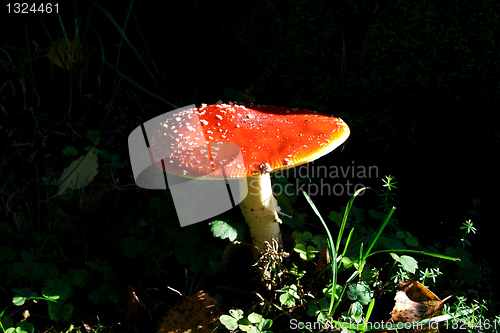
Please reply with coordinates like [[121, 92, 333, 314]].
[[81, 320, 92, 333], [157, 290, 221, 333], [46, 38, 83, 70], [312, 247, 330, 281], [125, 286, 144, 321], [385, 280, 444, 333]]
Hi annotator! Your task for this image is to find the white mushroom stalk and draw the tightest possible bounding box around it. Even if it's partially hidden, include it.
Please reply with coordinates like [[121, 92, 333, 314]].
[[239, 168, 283, 253]]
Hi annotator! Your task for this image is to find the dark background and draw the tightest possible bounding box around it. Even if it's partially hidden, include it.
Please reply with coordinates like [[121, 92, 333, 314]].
[[1, 0, 498, 327], [5, 0, 491, 262], [1, 0, 498, 267]]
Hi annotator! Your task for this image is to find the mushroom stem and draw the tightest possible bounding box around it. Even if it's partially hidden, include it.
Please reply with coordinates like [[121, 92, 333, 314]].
[[239, 173, 283, 252]]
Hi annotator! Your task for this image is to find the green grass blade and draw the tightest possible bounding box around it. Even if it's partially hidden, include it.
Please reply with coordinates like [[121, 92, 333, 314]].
[[363, 206, 396, 258], [328, 313, 452, 331], [331, 270, 358, 315], [88, 25, 106, 76], [133, 11, 160, 77], [115, 0, 134, 69], [337, 187, 370, 253], [38, 11, 53, 45], [99, 59, 127, 131], [23, 22, 35, 88], [342, 227, 354, 258], [0, 47, 14, 65], [94, 3, 155, 81], [363, 298, 375, 331], [367, 249, 460, 261], [99, 55, 177, 108], [56, 10, 69, 44], [0, 81, 9, 95], [302, 191, 337, 317]]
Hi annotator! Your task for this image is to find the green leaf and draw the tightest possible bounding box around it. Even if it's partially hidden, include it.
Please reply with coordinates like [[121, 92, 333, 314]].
[[86, 130, 101, 144], [88, 282, 110, 304], [405, 236, 419, 247], [107, 288, 122, 303], [98, 149, 111, 161], [109, 160, 124, 169], [368, 209, 380, 219], [121, 235, 148, 259], [279, 292, 295, 306], [307, 302, 320, 317], [328, 210, 341, 222], [72, 269, 89, 287], [229, 309, 244, 320], [248, 312, 263, 324], [396, 230, 407, 239], [59, 188, 74, 200], [349, 301, 364, 322], [136, 239, 148, 253], [48, 302, 74, 321], [0, 245, 16, 261], [398, 255, 418, 274], [294, 211, 304, 222], [9, 321, 34, 333], [58, 148, 99, 195], [346, 281, 373, 305], [323, 283, 342, 300], [220, 314, 238, 330], [234, 91, 248, 103], [293, 243, 318, 261], [12, 287, 34, 296], [383, 237, 406, 249], [12, 296, 26, 306], [12, 288, 39, 306], [273, 174, 288, 183], [21, 251, 35, 261], [257, 319, 273, 331], [1, 316, 13, 329], [42, 177, 58, 186], [62, 146, 78, 156], [312, 235, 327, 249], [149, 197, 171, 219], [277, 285, 299, 307], [223, 87, 237, 97], [317, 298, 330, 322], [302, 231, 313, 241], [122, 236, 138, 258], [32, 263, 59, 280], [87, 259, 115, 280], [210, 220, 240, 243], [87, 260, 99, 270], [101, 265, 116, 281], [351, 206, 366, 222], [41, 279, 71, 301]]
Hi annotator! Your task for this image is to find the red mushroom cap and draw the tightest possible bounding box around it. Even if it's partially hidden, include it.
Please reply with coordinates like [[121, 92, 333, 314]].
[[150, 102, 350, 178]]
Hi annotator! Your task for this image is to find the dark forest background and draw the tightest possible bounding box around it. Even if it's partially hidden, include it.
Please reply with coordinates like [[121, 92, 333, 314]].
[[0, 0, 498, 331]]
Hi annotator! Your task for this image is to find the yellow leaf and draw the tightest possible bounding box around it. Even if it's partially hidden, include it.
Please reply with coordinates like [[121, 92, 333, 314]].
[[58, 149, 99, 195], [46, 38, 83, 71], [386, 280, 444, 333]]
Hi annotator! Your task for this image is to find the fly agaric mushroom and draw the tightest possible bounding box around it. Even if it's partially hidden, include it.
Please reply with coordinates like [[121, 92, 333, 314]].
[[149, 102, 349, 253]]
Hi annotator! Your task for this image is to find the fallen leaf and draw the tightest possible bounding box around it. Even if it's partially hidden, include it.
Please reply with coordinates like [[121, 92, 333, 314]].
[[125, 286, 143, 321], [385, 280, 446, 333], [46, 38, 83, 70], [81, 320, 91, 333], [58, 148, 99, 195], [312, 247, 330, 281], [157, 291, 221, 333]]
